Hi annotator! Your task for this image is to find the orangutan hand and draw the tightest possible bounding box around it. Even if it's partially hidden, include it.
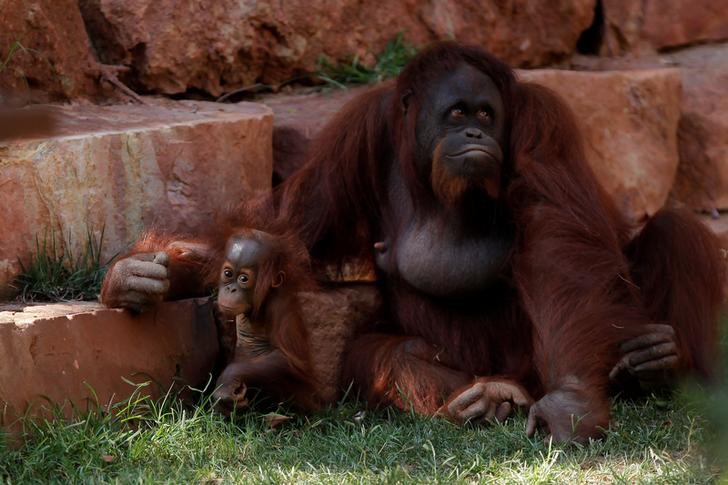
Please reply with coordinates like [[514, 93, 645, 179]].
[[439, 377, 533, 424], [100, 252, 169, 312], [609, 323, 679, 390], [526, 378, 609, 443]]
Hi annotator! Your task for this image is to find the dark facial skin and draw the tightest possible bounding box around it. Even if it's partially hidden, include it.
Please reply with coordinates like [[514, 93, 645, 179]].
[[217, 236, 269, 318], [374, 65, 512, 296], [415, 64, 506, 191]]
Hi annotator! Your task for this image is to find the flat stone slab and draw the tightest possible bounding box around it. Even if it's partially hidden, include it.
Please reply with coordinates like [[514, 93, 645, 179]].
[[0, 298, 218, 429], [571, 43, 728, 212], [0, 100, 273, 297], [263, 86, 371, 138], [520, 68, 682, 222]]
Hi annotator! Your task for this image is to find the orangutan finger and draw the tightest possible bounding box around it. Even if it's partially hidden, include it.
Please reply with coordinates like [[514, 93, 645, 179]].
[[167, 242, 212, 261], [447, 384, 484, 413], [152, 251, 169, 266], [484, 400, 498, 422], [125, 260, 168, 279], [458, 398, 488, 422], [526, 407, 539, 437], [495, 402, 512, 422], [609, 355, 630, 380], [633, 355, 679, 372], [125, 276, 169, 295], [620, 332, 673, 353], [627, 342, 678, 366], [641, 323, 676, 335], [507, 386, 533, 407]]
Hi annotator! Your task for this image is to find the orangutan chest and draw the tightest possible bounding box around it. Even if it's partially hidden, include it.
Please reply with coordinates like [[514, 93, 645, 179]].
[[393, 220, 512, 297]]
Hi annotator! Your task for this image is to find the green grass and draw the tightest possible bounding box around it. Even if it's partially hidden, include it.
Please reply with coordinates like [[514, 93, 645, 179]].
[[14, 228, 108, 302], [0, 41, 29, 74], [316, 33, 417, 88], [0, 386, 720, 484]]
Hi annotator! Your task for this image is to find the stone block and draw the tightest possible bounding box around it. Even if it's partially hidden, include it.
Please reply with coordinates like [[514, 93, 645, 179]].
[[0, 0, 101, 103], [0, 100, 273, 296], [520, 68, 682, 221], [569, 43, 728, 212], [79, 0, 595, 96], [0, 299, 218, 428], [601, 0, 728, 56]]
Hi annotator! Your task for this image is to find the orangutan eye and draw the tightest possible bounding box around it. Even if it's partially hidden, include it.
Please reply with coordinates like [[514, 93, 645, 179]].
[[477, 109, 490, 121], [223, 268, 233, 278], [238, 274, 249, 285], [450, 107, 465, 119]]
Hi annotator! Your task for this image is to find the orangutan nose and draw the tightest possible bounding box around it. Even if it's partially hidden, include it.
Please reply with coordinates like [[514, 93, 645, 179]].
[[465, 128, 484, 139]]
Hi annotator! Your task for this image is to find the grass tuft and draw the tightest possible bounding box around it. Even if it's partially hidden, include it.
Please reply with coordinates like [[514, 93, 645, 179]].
[[316, 33, 417, 88], [13, 227, 109, 302], [0, 41, 28, 74]]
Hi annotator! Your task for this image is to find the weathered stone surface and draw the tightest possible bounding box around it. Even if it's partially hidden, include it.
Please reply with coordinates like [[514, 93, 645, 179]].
[[701, 214, 728, 298], [264, 87, 371, 140], [0, 0, 102, 103], [267, 69, 682, 222], [79, 0, 595, 96], [519, 69, 682, 221], [570, 43, 728, 212], [601, 0, 728, 56], [673, 70, 728, 211], [670, 48, 728, 211], [0, 299, 218, 427], [0, 100, 273, 297], [299, 285, 381, 403]]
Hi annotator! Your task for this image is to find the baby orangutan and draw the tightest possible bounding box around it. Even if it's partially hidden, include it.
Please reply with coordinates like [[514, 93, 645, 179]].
[[211, 228, 320, 413]]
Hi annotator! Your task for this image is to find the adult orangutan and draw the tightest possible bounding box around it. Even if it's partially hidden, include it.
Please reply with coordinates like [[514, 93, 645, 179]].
[[100, 43, 725, 442]]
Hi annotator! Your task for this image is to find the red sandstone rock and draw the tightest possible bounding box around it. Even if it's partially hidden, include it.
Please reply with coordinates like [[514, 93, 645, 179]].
[[0, 0, 102, 103], [78, 0, 595, 96], [520, 69, 682, 221], [263, 87, 371, 140], [0, 100, 273, 297], [299, 286, 381, 402], [0, 299, 218, 428], [266, 69, 682, 222], [601, 0, 728, 56], [669, 48, 728, 211], [570, 44, 728, 212]]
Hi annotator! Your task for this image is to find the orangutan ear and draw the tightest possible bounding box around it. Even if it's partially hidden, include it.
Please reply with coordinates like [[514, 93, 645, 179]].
[[272, 271, 285, 288]]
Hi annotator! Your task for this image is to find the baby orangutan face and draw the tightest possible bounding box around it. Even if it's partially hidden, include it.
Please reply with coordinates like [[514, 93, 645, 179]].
[[217, 235, 265, 318]]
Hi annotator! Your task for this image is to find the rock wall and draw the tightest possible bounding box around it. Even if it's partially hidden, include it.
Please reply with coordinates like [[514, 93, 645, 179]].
[[601, 0, 728, 56], [0, 0, 103, 103], [0, 101, 273, 297], [77, 0, 595, 96], [3, 0, 727, 102]]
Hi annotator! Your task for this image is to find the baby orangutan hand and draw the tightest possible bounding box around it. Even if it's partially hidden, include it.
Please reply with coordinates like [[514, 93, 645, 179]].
[[101, 252, 169, 312], [438, 377, 533, 425], [212, 375, 249, 416]]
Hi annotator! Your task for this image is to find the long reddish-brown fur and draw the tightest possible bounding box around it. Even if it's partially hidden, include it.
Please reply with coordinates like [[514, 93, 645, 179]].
[[101, 203, 322, 411], [270, 42, 725, 436], [210, 225, 321, 412], [101, 43, 725, 436]]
